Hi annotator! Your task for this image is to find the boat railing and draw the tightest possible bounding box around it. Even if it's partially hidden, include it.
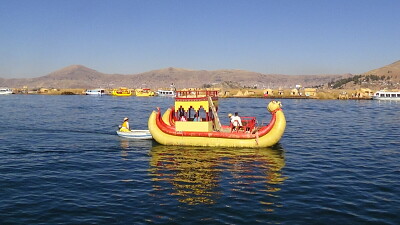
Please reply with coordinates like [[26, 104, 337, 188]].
[[176, 90, 218, 98], [230, 116, 257, 132]]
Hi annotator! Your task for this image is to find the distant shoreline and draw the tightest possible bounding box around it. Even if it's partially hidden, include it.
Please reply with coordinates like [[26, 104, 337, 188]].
[[4, 88, 377, 100]]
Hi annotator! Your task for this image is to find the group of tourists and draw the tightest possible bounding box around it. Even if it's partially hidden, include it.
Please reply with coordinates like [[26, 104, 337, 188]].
[[179, 112, 201, 122]]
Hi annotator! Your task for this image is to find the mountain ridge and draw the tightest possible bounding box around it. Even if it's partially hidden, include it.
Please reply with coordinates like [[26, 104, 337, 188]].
[[1, 61, 399, 89]]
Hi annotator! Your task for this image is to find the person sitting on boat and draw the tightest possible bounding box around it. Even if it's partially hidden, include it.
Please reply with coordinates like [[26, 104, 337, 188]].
[[228, 113, 233, 129], [230, 112, 242, 131], [193, 113, 201, 122], [179, 113, 187, 121], [119, 117, 131, 132]]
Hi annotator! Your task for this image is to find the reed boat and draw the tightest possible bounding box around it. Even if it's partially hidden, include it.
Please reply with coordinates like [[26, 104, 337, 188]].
[[148, 90, 286, 148], [135, 88, 155, 97], [112, 87, 132, 97]]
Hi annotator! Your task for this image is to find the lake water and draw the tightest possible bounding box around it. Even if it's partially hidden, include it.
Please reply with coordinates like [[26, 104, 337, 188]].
[[0, 95, 399, 224]]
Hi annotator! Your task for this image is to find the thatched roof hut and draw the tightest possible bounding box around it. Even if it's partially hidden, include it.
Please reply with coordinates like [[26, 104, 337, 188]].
[[234, 90, 244, 96], [304, 88, 317, 97], [263, 89, 274, 96], [353, 88, 374, 98], [243, 90, 255, 96]]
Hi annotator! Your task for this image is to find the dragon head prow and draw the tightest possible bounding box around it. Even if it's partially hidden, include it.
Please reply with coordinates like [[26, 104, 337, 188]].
[[267, 100, 283, 112]]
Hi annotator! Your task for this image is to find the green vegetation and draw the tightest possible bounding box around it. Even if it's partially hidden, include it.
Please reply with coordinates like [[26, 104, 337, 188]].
[[328, 75, 362, 88], [312, 84, 324, 88], [243, 85, 258, 89], [328, 74, 388, 89], [364, 74, 386, 81]]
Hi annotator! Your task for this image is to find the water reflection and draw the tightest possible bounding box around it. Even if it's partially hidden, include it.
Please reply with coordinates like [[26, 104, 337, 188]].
[[119, 138, 156, 158], [120, 138, 130, 150], [149, 144, 286, 206]]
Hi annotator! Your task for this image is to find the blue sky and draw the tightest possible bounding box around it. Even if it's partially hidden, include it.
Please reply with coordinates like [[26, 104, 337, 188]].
[[0, 0, 399, 78]]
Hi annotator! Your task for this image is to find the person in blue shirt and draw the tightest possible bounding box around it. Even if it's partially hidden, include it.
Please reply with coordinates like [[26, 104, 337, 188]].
[[193, 113, 201, 122]]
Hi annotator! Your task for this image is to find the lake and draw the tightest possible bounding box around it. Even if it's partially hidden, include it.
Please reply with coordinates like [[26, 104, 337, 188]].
[[0, 95, 399, 224]]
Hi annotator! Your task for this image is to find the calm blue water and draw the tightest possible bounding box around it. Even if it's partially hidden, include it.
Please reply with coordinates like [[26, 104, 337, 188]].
[[0, 95, 399, 224]]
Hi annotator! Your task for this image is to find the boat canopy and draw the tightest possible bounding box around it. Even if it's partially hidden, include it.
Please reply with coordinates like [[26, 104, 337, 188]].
[[172, 90, 219, 131], [174, 90, 218, 112]]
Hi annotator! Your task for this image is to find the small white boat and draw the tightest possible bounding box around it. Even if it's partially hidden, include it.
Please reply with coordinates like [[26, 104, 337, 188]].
[[373, 90, 400, 100], [116, 130, 153, 139], [0, 88, 13, 95], [85, 89, 106, 95], [156, 89, 175, 97]]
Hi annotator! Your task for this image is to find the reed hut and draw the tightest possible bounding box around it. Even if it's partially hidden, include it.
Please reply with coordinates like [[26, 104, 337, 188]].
[[304, 88, 317, 97], [262, 88, 272, 96], [278, 88, 284, 96], [338, 91, 349, 100], [234, 90, 244, 97], [353, 88, 374, 98], [243, 90, 255, 96], [39, 88, 49, 93], [290, 88, 299, 96]]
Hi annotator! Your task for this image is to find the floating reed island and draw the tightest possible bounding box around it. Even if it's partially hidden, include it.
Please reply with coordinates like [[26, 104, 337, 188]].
[[7, 87, 377, 100]]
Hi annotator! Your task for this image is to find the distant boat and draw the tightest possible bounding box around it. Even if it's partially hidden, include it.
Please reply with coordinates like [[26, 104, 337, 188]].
[[373, 90, 400, 100], [112, 87, 132, 97], [85, 89, 106, 95], [0, 88, 13, 95], [135, 88, 155, 97], [156, 89, 175, 97]]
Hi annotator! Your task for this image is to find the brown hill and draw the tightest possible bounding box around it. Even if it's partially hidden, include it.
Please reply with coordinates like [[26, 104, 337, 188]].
[[325, 60, 400, 89], [363, 60, 400, 82], [0, 65, 352, 89], [134, 67, 351, 89], [0, 65, 130, 89]]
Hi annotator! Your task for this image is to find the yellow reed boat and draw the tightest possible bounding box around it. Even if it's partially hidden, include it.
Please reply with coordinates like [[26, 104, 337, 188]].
[[112, 87, 132, 97], [135, 88, 155, 97], [148, 90, 286, 148]]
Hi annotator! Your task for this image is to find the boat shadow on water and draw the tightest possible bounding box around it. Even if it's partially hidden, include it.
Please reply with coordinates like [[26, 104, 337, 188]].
[[148, 144, 287, 206]]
